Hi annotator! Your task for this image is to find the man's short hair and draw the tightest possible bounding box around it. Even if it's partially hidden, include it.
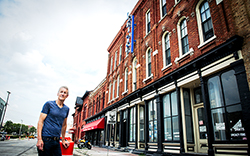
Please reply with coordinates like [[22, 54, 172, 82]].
[[58, 86, 69, 95]]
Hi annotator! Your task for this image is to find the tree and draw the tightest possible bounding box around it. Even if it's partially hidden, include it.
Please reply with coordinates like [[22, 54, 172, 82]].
[[29, 126, 37, 135]]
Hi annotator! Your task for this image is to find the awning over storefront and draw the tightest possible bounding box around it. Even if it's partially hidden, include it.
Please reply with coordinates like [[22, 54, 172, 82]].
[[81, 117, 105, 132]]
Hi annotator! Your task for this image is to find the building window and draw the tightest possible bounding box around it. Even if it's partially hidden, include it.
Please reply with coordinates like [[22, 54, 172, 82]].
[[83, 104, 87, 120], [119, 45, 122, 64], [148, 99, 157, 142], [129, 107, 136, 142], [125, 68, 128, 91], [163, 91, 179, 141], [183, 89, 194, 143], [114, 51, 117, 68], [180, 19, 189, 55], [92, 100, 95, 116], [102, 92, 105, 109], [200, 1, 214, 41], [110, 56, 113, 73], [112, 80, 116, 100], [208, 70, 246, 141], [146, 48, 152, 77], [117, 76, 120, 97], [108, 83, 111, 102], [146, 10, 151, 34], [132, 57, 137, 91], [139, 105, 145, 142], [163, 32, 171, 66], [161, 0, 167, 17]]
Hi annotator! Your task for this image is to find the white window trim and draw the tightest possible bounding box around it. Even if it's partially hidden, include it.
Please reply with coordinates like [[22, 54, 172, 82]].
[[175, 48, 194, 64], [159, 0, 166, 19], [119, 45, 122, 64], [143, 73, 153, 83], [112, 80, 116, 100], [110, 56, 113, 73], [114, 51, 117, 68], [108, 83, 111, 102]]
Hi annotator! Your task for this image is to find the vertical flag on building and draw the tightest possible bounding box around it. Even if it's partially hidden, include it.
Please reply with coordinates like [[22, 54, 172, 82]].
[[126, 13, 136, 54]]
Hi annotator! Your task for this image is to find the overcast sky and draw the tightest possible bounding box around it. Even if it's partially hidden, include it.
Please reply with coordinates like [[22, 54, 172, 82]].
[[0, 0, 138, 128]]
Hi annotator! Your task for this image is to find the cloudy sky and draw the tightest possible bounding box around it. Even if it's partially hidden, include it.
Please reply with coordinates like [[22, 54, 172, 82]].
[[0, 0, 138, 127]]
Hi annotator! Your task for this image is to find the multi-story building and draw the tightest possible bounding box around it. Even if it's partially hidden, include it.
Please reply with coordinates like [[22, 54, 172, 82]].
[[73, 0, 250, 155]]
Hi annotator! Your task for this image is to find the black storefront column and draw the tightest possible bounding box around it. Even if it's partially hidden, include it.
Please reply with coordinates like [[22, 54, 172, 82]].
[[135, 104, 138, 149], [126, 107, 129, 147], [231, 60, 250, 154], [174, 80, 184, 154], [145, 100, 149, 151], [155, 93, 163, 155], [119, 111, 123, 148], [198, 69, 214, 156]]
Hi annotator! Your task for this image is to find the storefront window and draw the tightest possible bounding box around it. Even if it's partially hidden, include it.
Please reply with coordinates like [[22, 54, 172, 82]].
[[129, 107, 136, 142], [163, 91, 179, 141], [183, 89, 194, 143], [148, 99, 157, 142], [139, 106, 145, 142], [208, 70, 246, 141]]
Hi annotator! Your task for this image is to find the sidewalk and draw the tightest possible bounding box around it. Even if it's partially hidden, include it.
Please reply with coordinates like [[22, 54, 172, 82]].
[[73, 145, 140, 156]]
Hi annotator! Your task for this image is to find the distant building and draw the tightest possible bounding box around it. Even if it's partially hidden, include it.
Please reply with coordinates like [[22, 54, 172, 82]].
[[0, 97, 6, 129], [73, 0, 250, 155]]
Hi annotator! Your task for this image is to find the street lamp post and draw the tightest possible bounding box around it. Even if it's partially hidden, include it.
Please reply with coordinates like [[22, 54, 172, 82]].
[[0, 91, 11, 130], [19, 120, 23, 136]]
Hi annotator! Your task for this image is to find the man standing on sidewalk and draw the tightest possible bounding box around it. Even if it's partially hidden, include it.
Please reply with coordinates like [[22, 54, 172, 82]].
[[36, 86, 70, 156]]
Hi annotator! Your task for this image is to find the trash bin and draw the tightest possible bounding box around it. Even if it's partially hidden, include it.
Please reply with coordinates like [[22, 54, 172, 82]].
[[60, 137, 74, 156]]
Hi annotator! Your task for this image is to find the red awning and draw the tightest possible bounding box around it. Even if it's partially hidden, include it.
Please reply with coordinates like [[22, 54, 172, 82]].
[[81, 118, 105, 132]]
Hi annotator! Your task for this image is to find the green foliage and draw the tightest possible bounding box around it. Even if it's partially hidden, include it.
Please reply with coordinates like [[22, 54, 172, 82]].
[[3, 120, 36, 135]]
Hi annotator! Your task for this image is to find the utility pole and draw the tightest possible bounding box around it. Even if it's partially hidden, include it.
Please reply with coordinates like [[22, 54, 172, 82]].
[[0, 91, 11, 130]]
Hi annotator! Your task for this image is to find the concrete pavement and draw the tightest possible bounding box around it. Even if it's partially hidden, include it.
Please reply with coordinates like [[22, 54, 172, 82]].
[[73, 145, 141, 156]]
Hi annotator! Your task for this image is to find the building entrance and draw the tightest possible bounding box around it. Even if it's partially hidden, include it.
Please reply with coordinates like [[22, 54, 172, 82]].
[[194, 105, 208, 153]]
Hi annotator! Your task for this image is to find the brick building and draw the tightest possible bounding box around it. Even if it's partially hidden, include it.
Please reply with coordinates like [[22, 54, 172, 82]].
[[73, 0, 250, 155]]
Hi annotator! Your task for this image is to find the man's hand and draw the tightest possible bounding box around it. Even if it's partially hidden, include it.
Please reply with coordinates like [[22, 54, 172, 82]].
[[36, 139, 44, 151], [62, 139, 69, 148]]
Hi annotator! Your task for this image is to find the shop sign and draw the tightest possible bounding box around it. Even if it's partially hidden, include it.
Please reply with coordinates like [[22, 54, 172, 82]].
[[107, 110, 116, 124]]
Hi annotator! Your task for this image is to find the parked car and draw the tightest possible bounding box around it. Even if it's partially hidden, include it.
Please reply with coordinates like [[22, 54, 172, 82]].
[[28, 135, 35, 139]]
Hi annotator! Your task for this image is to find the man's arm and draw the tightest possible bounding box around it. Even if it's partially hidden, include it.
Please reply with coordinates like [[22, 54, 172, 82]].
[[61, 118, 69, 148], [36, 113, 47, 150]]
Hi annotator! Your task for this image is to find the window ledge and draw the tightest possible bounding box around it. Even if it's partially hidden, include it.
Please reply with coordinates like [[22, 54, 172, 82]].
[[198, 35, 217, 49], [174, 48, 194, 64], [161, 63, 172, 71], [143, 74, 153, 83], [122, 90, 128, 95]]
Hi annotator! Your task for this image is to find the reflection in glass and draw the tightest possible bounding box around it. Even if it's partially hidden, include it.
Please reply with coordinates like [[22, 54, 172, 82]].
[[208, 76, 224, 108]]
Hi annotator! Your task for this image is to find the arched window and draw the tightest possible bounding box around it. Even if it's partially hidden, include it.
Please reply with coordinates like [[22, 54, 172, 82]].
[[196, 0, 215, 47], [146, 48, 152, 77], [125, 68, 128, 92], [132, 57, 137, 91], [180, 19, 189, 55], [117, 75, 120, 97], [112, 79, 116, 100], [162, 32, 171, 67]]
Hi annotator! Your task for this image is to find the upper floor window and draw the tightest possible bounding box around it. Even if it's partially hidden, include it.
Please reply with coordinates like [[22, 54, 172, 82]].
[[180, 19, 189, 55], [108, 83, 111, 102], [161, 0, 167, 17], [114, 51, 117, 68], [196, 0, 215, 47], [110, 56, 113, 73], [112, 80, 116, 100], [200, 1, 214, 41], [119, 45, 122, 64], [132, 57, 137, 91], [117, 75, 120, 97], [162, 32, 171, 67], [125, 68, 128, 91], [146, 10, 151, 34], [146, 48, 152, 77]]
